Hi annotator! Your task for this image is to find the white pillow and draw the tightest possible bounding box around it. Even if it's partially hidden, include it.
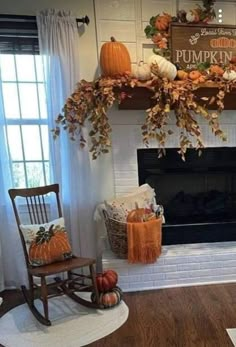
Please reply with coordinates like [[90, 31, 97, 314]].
[[20, 217, 65, 245], [104, 184, 156, 222], [19, 217, 73, 267]]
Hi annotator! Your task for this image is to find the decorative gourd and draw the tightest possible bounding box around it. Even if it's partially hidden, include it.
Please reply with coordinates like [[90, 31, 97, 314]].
[[230, 56, 236, 64], [127, 208, 155, 223], [210, 65, 224, 76], [186, 9, 200, 23], [100, 37, 131, 77], [135, 61, 152, 81], [96, 269, 118, 292], [188, 70, 202, 81], [223, 70, 236, 81], [177, 70, 188, 80], [127, 208, 146, 223], [29, 225, 72, 266], [148, 54, 177, 80], [155, 15, 169, 31], [91, 286, 123, 308]]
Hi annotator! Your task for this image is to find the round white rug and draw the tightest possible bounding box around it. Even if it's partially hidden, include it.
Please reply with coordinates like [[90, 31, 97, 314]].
[[0, 293, 129, 347]]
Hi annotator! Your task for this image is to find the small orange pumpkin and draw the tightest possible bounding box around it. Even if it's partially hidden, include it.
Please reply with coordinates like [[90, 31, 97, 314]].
[[177, 70, 188, 80], [29, 225, 72, 266], [91, 286, 123, 308], [100, 37, 131, 77], [155, 15, 169, 31], [127, 208, 146, 222], [192, 75, 206, 84], [126, 208, 156, 223], [189, 70, 202, 81], [210, 65, 224, 76], [230, 56, 236, 64], [96, 269, 118, 292]]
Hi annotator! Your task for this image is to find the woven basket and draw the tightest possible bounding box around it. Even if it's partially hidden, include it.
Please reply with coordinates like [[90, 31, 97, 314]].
[[103, 210, 128, 258]]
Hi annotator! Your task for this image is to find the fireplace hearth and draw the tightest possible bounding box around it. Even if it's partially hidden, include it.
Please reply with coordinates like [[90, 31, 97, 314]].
[[137, 147, 236, 245]]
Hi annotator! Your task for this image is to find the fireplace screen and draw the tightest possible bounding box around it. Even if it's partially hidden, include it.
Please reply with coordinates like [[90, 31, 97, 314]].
[[137, 147, 236, 244]]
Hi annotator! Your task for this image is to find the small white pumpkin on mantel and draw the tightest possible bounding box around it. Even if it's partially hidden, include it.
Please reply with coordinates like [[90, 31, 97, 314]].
[[135, 60, 152, 81], [147, 54, 177, 81], [223, 70, 236, 81]]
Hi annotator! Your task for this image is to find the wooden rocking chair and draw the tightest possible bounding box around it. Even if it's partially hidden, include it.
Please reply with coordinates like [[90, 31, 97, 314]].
[[8, 183, 100, 326]]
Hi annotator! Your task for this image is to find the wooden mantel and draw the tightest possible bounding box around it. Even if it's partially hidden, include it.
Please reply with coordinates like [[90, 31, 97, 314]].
[[118, 85, 236, 110]]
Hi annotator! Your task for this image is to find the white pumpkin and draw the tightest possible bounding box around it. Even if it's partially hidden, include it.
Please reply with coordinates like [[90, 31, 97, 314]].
[[147, 54, 177, 81], [135, 60, 151, 81], [223, 70, 236, 81], [186, 11, 195, 22]]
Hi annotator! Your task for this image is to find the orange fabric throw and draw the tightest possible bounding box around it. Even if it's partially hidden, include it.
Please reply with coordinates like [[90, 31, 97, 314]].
[[127, 218, 162, 264]]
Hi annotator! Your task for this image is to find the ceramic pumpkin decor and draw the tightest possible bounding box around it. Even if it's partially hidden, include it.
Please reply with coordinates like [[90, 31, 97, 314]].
[[96, 269, 118, 292], [148, 54, 177, 80], [135, 60, 151, 81], [91, 286, 123, 308], [28, 224, 72, 266], [100, 37, 131, 77]]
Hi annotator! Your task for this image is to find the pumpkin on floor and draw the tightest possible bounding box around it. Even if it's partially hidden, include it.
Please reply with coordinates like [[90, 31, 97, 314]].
[[96, 269, 118, 292], [91, 286, 123, 308], [100, 37, 131, 77]]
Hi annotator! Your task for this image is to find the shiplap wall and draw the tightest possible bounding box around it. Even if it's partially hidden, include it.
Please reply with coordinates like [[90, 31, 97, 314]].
[[94, 0, 236, 196]]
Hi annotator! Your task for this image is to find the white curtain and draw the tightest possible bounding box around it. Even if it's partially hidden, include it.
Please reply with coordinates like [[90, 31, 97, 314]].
[[36, 9, 98, 258], [0, 113, 28, 290]]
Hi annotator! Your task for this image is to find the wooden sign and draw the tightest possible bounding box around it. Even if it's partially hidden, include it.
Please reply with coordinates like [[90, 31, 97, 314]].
[[170, 23, 236, 70]]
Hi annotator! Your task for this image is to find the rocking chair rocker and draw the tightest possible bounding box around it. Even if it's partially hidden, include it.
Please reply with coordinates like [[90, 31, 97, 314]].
[[8, 183, 100, 326]]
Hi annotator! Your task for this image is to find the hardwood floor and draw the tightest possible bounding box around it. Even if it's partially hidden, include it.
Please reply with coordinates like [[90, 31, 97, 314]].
[[1, 283, 236, 347]]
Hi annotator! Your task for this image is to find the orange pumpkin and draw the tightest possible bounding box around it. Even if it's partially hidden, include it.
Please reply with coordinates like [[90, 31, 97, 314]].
[[189, 70, 202, 81], [127, 208, 146, 222], [91, 286, 123, 308], [126, 208, 155, 223], [192, 75, 206, 84], [210, 65, 224, 76], [29, 225, 72, 266], [177, 70, 188, 80], [96, 269, 118, 292], [230, 56, 236, 64], [155, 15, 169, 31], [100, 37, 131, 77]]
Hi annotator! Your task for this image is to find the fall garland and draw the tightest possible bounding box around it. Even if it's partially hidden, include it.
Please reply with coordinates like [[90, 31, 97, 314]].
[[53, 73, 235, 160]]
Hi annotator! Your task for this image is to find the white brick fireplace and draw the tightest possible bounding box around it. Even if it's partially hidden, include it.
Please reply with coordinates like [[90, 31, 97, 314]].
[[94, 0, 236, 291], [100, 109, 236, 292]]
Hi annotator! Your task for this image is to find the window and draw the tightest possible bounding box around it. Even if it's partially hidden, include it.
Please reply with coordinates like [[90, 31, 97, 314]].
[[0, 15, 50, 188]]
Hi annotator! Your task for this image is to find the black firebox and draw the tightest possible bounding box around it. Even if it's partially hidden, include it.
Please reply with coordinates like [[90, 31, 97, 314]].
[[137, 147, 236, 245]]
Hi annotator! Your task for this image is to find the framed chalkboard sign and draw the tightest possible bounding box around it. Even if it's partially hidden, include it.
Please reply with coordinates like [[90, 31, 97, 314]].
[[170, 23, 236, 70]]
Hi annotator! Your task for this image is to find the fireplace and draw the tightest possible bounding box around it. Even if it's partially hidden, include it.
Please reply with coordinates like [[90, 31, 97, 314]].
[[137, 147, 236, 245]]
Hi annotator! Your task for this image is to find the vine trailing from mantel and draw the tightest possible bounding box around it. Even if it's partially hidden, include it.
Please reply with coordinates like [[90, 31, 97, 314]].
[[53, 73, 234, 160], [53, 0, 235, 160]]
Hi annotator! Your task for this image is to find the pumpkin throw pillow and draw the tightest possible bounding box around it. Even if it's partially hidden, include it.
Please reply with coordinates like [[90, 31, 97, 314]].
[[20, 217, 73, 267]]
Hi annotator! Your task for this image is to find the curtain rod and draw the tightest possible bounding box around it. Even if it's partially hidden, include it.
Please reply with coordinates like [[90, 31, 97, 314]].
[[0, 14, 90, 26]]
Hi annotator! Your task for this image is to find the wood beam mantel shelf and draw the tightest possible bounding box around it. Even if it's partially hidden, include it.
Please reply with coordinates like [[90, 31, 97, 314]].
[[118, 85, 236, 111]]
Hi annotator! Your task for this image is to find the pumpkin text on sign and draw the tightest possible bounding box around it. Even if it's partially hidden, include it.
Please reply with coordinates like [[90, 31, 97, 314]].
[[170, 23, 236, 70]]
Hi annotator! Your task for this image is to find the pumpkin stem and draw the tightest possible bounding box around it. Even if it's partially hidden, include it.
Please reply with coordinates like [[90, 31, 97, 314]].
[[110, 37, 116, 42], [49, 224, 54, 237]]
